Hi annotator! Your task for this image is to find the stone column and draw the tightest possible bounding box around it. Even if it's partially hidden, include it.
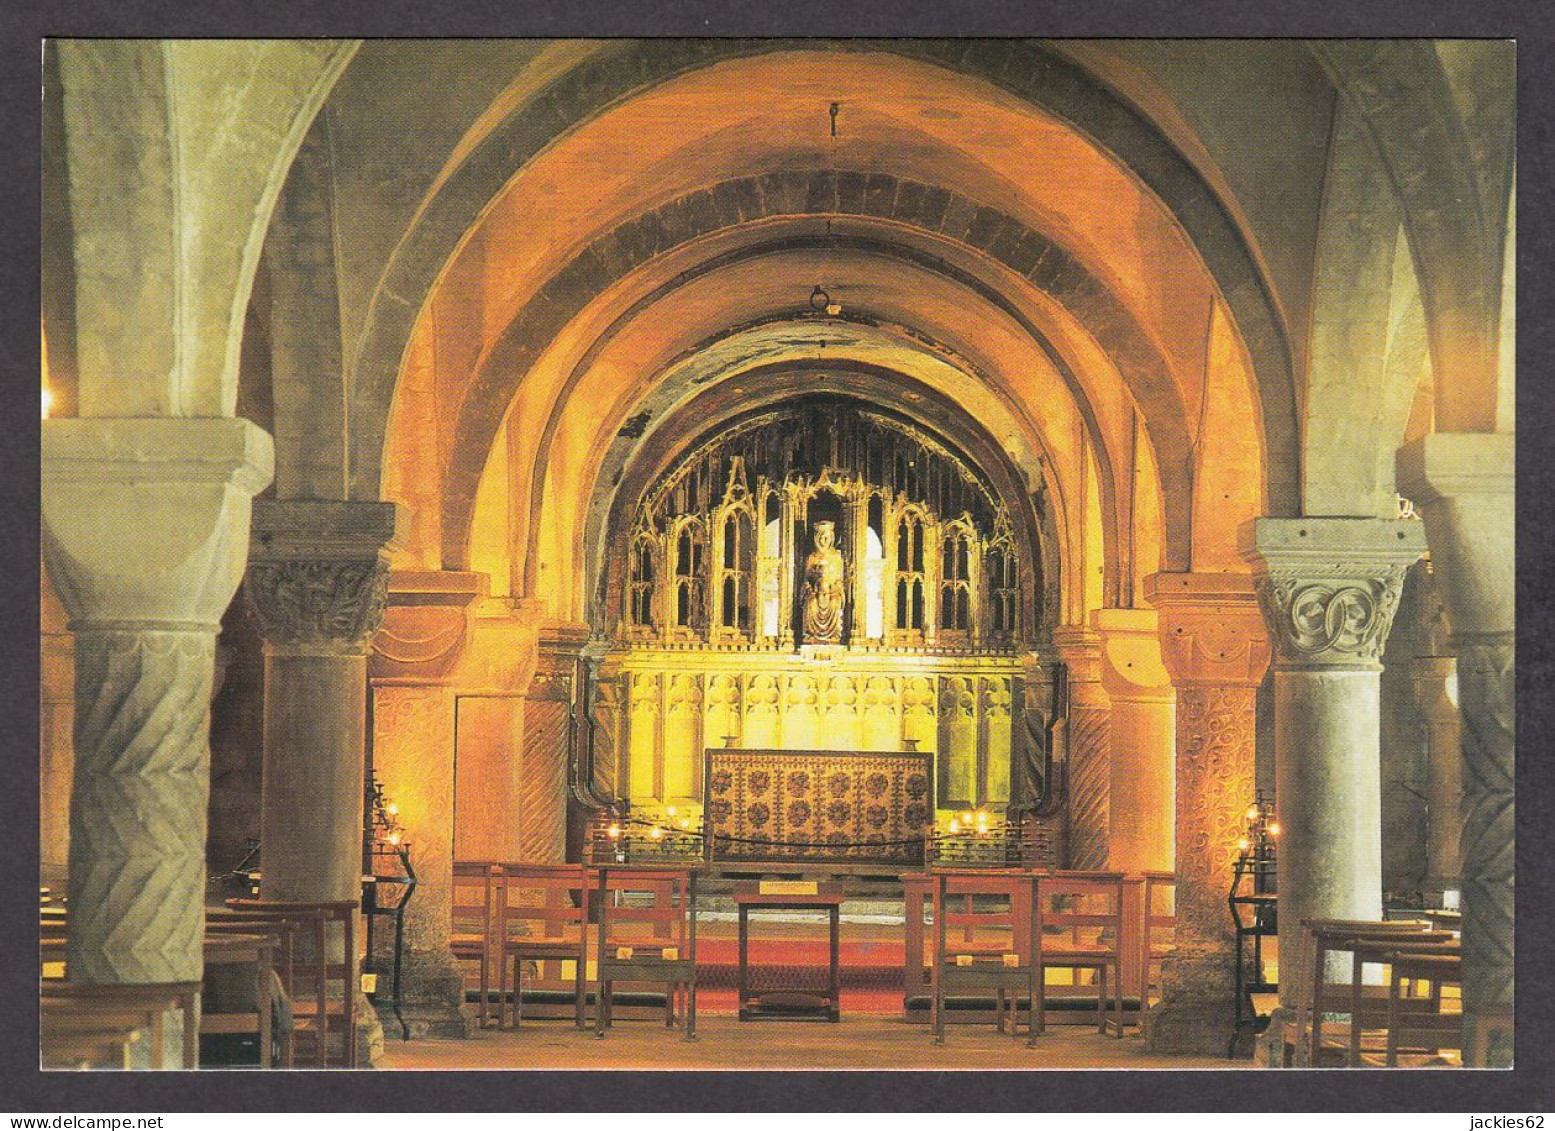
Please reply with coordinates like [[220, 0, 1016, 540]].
[[522, 626, 589, 863], [40, 564, 76, 891], [41, 418, 272, 983], [1051, 626, 1111, 870], [368, 569, 486, 1037], [1092, 609, 1175, 874], [1141, 572, 1270, 1055], [246, 501, 406, 904], [245, 501, 405, 1061], [1398, 433, 1514, 1066], [1412, 654, 1464, 903], [1242, 518, 1424, 1004]]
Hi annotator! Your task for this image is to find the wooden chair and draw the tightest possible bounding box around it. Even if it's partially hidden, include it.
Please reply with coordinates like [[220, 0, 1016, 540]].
[[929, 869, 1039, 1046], [40, 983, 201, 1069], [1287, 918, 1439, 1067], [207, 909, 300, 1067], [451, 861, 502, 1026], [1385, 949, 1463, 1066], [1340, 932, 1459, 1066], [900, 871, 933, 1014], [495, 862, 590, 1029], [200, 930, 280, 1068], [590, 866, 698, 1040], [226, 899, 358, 1068], [1034, 871, 1125, 1037], [1135, 871, 1176, 1030]]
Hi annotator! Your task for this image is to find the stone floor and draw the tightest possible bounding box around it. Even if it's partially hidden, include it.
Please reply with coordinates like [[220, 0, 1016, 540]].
[[378, 1017, 1230, 1070]]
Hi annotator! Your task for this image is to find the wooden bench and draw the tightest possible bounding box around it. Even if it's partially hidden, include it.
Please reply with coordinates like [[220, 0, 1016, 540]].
[[40, 982, 201, 1069]]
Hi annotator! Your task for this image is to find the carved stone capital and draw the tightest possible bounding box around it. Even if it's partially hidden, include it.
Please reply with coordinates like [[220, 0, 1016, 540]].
[[1050, 625, 1104, 692], [369, 570, 488, 682], [247, 500, 407, 653], [1240, 518, 1425, 671], [1090, 607, 1172, 703], [1143, 572, 1270, 688], [43, 418, 273, 631]]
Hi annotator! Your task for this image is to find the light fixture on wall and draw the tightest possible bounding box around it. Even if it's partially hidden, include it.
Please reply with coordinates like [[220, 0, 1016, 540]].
[[808, 284, 842, 317]]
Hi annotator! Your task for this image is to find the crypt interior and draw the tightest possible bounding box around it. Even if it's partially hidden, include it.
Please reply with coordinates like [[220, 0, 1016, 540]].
[[38, 39, 1515, 1070]]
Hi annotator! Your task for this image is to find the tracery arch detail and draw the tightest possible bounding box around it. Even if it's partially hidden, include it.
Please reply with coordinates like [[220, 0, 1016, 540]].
[[611, 397, 1027, 653]]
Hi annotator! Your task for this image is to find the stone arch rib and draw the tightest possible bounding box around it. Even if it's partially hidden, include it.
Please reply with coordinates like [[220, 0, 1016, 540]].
[[355, 39, 1297, 518]]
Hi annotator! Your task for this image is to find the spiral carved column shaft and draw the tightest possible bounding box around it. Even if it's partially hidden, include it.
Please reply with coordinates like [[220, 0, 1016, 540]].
[[1398, 433, 1514, 1067], [1453, 633, 1514, 1066], [1243, 518, 1424, 1003], [1052, 628, 1110, 871]]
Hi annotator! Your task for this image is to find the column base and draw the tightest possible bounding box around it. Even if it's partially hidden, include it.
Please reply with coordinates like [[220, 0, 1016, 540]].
[[1142, 944, 1239, 1059], [374, 947, 477, 1040], [1253, 1006, 1299, 1068], [1466, 1005, 1514, 1069], [357, 991, 386, 1066]]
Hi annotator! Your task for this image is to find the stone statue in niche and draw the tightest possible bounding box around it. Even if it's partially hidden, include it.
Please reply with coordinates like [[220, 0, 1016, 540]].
[[801, 520, 846, 644]]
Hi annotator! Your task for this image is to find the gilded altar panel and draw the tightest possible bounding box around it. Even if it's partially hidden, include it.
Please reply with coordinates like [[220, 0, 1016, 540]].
[[615, 649, 1019, 814]]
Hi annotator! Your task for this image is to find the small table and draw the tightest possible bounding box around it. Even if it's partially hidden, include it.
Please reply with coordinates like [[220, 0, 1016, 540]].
[[734, 882, 844, 1022]]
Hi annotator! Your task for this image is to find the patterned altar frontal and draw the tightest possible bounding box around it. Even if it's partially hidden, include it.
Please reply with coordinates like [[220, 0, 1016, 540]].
[[704, 748, 934, 866]]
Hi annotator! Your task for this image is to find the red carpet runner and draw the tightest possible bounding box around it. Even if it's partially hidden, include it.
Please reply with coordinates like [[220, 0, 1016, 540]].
[[693, 936, 905, 1015]]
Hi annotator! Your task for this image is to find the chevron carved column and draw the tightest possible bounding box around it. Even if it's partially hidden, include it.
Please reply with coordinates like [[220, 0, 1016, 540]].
[[42, 419, 272, 983], [1141, 572, 1270, 1056], [1399, 434, 1514, 1066], [1052, 627, 1111, 870]]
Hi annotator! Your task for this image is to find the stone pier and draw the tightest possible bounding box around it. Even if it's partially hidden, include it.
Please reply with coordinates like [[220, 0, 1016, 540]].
[[1398, 433, 1515, 1067], [1141, 573, 1270, 1056], [1243, 518, 1424, 1003], [368, 569, 487, 1038], [246, 499, 406, 1061], [1092, 608, 1175, 875], [42, 419, 272, 984]]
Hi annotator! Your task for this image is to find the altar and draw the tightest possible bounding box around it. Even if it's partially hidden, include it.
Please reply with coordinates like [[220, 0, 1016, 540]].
[[702, 748, 935, 869]]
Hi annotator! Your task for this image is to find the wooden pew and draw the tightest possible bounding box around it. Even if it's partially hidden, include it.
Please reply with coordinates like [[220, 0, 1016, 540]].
[[40, 983, 201, 1069]]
